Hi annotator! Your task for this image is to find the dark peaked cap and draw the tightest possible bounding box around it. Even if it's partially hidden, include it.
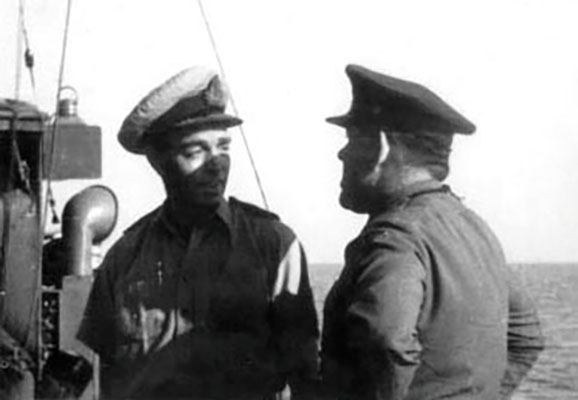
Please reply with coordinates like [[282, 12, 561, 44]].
[[326, 64, 476, 135], [118, 66, 242, 154]]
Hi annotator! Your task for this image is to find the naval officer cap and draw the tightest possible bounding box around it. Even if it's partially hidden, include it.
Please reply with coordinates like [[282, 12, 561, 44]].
[[326, 64, 476, 135], [118, 66, 242, 154]]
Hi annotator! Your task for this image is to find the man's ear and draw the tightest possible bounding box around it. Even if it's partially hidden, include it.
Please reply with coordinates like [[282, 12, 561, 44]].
[[376, 130, 389, 166]]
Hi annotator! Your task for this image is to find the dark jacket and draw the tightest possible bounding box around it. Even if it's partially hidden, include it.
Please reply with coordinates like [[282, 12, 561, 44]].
[[321, 180, 544, 400], [78, 197, 319, 399]]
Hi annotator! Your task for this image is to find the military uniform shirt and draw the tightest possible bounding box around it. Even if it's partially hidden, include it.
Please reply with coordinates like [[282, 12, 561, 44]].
[[78, 197, 319, 399], [321, 180, 544, 400]]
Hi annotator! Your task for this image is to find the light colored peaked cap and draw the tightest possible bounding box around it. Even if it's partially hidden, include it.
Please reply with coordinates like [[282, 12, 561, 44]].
[[118, 66, 242, 154]]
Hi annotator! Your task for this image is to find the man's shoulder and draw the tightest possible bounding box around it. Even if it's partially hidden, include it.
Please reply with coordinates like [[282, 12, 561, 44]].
[[229, 197, 280, 221], [347, 211, 426, 282], [106, 207, 161, 261], [123, 206, 161, 238], [357, 206, 430, 256], [229, 197, 297, 244], [366, 206, 419, 235], [368, 188, 463, 236]]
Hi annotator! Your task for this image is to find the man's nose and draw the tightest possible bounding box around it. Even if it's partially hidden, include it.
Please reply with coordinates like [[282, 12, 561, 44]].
[[205, 151, 228, 171], [338, 146, 347, 161], [207, 145, 228, 159], [203, 147, 220, 165]]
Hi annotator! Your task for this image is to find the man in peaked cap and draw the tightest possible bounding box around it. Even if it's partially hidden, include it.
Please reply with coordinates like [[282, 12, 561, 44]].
[[320, 65, 544, 400], [78, 66, 319, 399]]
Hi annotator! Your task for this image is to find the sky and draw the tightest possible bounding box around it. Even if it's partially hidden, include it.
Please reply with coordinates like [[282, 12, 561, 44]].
[[1, 0, 577, 264]]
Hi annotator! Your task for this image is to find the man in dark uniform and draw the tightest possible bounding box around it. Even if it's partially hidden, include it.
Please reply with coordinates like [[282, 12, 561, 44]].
[[320, 64, 545, 400], [77, 66, 319, 399]]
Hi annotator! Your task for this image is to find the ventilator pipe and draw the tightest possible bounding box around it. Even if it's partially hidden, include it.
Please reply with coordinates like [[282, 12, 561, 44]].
[[62, 185, 118, 276]]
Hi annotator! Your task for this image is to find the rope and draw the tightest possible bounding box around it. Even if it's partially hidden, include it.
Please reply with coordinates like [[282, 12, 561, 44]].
[[197, 0, 270, 210]]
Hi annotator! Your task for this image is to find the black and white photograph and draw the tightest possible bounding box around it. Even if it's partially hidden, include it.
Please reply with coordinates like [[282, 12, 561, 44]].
[[1, 1, 577, 399]]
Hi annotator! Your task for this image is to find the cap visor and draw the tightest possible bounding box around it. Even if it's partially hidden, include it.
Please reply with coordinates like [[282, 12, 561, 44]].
[[123, 113, 243, 154]]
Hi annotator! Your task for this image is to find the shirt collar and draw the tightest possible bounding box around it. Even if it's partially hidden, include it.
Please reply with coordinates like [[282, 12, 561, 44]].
[[157, 197, 234, 243], [395, 179, 446, 200], [215, 197, 234, 235], [368, 179, 448, 219]]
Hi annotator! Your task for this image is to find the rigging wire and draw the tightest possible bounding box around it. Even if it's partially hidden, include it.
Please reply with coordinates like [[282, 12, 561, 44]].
[[14, 1, 23, 98], [16, 0, 37, 100], [42, 0, 74, 232], [197, 0, 270, 210], [25, 0, 76, 373]]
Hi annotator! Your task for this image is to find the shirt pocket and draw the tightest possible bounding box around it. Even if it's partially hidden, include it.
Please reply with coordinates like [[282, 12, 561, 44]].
[[114, 272, 172, 343]]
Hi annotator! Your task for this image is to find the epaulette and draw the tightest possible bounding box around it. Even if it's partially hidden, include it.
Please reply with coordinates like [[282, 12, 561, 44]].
[[229, 197, 279, 220], [362, 217, 414, 246]]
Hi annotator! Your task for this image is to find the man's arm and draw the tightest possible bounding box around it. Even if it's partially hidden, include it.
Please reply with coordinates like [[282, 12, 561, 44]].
[[122, 236, 320, 399], [76, 257, 117, 364], [344, 232, 425, 400], [269, 238, 320, 399], [499, 268, 545, 399]]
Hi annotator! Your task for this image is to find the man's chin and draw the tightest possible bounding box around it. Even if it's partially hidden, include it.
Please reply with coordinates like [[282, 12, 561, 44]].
[[339, 191, 367, 214]]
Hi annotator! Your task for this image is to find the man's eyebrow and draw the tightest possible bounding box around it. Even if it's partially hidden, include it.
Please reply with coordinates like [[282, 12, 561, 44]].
[[178, 138, 208, 149], [218, 137, 232, 144]]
